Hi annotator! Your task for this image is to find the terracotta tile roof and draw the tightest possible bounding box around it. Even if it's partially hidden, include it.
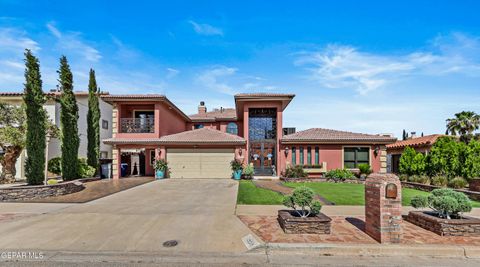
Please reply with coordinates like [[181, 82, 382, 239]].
[[281, 128, 397, 144], [234, 93, 295, 97], [386, 134, 444, 149], [101, 94, 165, 101], [189, 108, 237, 121], [0, 91, 108, 97], [104, 128, 246, 145]]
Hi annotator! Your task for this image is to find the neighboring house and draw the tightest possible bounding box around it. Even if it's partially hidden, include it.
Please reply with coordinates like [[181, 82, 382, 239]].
[[103, 93, 397, 179], [386, 134, 444, 173], [0, 91, 113, 179]]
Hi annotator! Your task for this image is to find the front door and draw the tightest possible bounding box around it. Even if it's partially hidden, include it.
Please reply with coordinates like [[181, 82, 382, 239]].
[[250, 140, 275, 176]]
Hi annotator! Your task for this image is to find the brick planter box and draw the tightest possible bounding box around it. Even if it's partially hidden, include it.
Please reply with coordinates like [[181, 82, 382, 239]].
[[277, 209, 332, 234], [406, 211, 480, 236]]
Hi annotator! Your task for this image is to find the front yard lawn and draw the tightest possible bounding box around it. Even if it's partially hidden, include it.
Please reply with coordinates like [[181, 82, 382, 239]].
[[238, 180, 480, 207]]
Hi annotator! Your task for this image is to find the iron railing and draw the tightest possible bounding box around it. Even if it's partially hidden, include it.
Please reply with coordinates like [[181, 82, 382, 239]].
[[120, 118, 155, 133]]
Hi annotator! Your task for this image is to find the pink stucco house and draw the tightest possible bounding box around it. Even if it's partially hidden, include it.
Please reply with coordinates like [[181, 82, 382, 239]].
[[103, 93, 396, 179]]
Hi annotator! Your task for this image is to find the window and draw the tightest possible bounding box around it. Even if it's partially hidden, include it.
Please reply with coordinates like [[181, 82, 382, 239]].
[[307, 147, 311, 165], [100, 151, 108, 159], [299, 147, 304, 165], [194, 124, 204, 129], [102, 120, 108, 130], [344, 147, 369, 168], [315, 147, 319, 165], [292, 147, 296, 165], [226, 122, 238, 135]]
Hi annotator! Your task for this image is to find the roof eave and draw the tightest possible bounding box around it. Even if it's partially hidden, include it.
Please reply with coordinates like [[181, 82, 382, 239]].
[[281, 139, 397, 145]]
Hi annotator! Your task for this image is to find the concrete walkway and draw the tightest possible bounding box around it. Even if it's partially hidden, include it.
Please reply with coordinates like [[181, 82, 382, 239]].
[[0, 179, 254, 253]]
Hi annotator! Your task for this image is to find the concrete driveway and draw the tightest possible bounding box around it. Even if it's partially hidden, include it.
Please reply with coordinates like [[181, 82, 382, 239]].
[[0, 179, 254, 253]]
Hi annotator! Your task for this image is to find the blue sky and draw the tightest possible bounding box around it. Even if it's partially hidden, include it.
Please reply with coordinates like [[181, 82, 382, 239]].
[[1, 0, 480, 137]]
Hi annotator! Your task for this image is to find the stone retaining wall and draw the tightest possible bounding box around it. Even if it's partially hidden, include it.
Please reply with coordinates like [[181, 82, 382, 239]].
[[406, 211, 480, 236], [470, 179, 480, 192], [0, 181, 85, 202], [401, 181, 480, 201], [277, 210, 331, 234]]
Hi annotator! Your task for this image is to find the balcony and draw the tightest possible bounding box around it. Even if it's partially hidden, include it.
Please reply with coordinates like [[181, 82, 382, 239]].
[[120, 118, 155, 133]]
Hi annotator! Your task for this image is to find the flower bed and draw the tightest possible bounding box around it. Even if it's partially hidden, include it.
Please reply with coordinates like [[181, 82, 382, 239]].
[[406, 211, 480, 236], [0, 180, 85, 201], [277, 209, 331, 234]]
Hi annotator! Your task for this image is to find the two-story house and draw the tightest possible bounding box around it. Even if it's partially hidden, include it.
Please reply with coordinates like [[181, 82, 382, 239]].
[[103, 93, 396, 179]]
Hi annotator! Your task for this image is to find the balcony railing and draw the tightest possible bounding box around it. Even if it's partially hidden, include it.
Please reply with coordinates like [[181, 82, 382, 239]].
[[120, 118, 155, 133]]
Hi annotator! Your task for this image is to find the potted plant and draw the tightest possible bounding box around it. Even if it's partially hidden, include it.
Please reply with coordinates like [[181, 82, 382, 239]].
[[406, 188, 480, 236], [154, 159, 169, 179], [242, 163, 255, 180], [230, 159, 243, 180], [358, 163, 372, 180], [278, 186, 331, 234]]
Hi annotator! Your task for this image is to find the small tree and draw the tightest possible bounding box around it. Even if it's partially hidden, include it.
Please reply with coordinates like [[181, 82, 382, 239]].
[[23, 50, 47, 185], [58, 56, 80, 180], [462, 139, 480, 180], [86, 69, 100, 170], [402, 129, 408, 140], [427, 136, 463, 178], [411, 188, 472, 219], [399, 147, 425, 175], [0, 103, 26, 183], [282, 186, 322, 218]]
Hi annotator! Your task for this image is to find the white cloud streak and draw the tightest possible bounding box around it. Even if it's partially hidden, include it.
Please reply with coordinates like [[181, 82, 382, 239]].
[[188, 20, 223, 36]]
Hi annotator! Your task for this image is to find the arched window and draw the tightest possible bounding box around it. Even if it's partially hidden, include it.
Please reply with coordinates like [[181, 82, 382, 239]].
[[226, 122, 238, 135]]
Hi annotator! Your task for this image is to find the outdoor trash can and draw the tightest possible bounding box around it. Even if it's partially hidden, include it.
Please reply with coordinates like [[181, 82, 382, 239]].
[[120, 163, 128, 177], [101, 163, 112, 179]]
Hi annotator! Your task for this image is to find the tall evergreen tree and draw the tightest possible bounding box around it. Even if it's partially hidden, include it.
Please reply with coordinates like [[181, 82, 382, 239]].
[[402, 129, 408, 140], [86, 69, 100, 169], [23, 50, 47, 185], [58, 56, 80, 180]]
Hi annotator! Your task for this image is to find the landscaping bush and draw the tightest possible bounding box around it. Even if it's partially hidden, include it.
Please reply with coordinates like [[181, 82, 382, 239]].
[[242, 163, 254, 179], [408, 175, 430, 184], [283, 165, 307, 178], [230, 159, 243, 172], [411, 188, 472, 219], [399, 147, 426, 175], [358, 164, 372, 175], [78, 158, 96, 178], [462, 139, 480, 181], [325, 169, 356, 182], [47, 179, 58, 185], [48, 157, 62, 175], [448, 176, 468, 189], [282, 186, 322, 217], [427, 136, 463, 178], [398, 174, 409, 182], [431, 175, 448, 187]]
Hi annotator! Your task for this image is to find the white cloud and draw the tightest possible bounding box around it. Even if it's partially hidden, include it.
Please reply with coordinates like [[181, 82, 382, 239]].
[[197, 66, 238, 95], [0, 27, 39, 53], [166, 68, 179, 79], [296, 33, 480, 95], [188, 20, 223, 36], [46, 22, 101, 62]]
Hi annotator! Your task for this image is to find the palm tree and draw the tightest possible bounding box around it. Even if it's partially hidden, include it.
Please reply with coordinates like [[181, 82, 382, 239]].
[[446, 111, 480, 143]]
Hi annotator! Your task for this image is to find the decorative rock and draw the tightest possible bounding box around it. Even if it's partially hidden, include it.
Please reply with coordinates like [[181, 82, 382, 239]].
[[277, 210, 331, 234], [0, 180, 85, 202]]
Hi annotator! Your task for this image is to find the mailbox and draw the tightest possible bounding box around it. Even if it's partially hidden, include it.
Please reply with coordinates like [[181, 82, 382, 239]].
[[386, 183, 398, 199]]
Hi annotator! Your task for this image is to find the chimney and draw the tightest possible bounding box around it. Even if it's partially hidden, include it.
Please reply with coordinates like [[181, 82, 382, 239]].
[[198, 101, 207, 114], [410, 132, 417, 139]]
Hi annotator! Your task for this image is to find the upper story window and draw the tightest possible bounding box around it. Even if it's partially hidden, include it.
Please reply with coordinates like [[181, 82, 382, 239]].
[[194, 124, 204, 129], [102, 120, 108, 130], [226, 122, 238, 135], [344, 147, 369, 169], [120, 110, 155, 133]]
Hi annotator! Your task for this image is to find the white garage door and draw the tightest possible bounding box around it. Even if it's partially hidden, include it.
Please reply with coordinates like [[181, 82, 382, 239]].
[[167, 148, 234, 179]]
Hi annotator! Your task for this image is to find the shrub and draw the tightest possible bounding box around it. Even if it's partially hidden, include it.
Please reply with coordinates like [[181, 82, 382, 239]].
[[47, 179, 58, 185], [283, 165, 307, 178], [398, 174, 409, 182], [411, 188, 472, 219], [48, 157, 62, 175], [230, 159, 243, 172], [282, 186, 322, 218], [462, 139, 480, 180], [242, 163, 254, 179], [427, 136, 463, 178], [448, 176, 468, 189], [431, 175, 448, 187], [325, 169, 356, 182], [399, 147, 426, 175], [154, 159, 169, 172], [78, 158, 96, 178], [358, 164, 372, 175], [408, 175, 430, 184]]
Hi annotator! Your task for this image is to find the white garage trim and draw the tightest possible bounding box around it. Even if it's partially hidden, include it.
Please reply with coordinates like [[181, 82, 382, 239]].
[[167, 148, 235, 179]]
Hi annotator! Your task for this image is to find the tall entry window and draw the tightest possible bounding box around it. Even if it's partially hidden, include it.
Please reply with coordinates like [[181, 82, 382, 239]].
[[299, 147, 304, 165], [344, 147, 370, 168], [292, 147, 296, 165], [315, 147, 319, 165], [248, 108, 277, 175], [307, 147, 312, 165]]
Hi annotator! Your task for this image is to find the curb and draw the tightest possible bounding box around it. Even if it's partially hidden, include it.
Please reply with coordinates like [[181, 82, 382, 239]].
[[262, 243, 480, 259]]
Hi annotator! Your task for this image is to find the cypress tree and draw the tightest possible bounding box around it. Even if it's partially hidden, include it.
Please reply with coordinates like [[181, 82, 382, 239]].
[[58, 56, 80, 180], [402, 129, 407, 140], [86, 69, 100, 169], [23, 50, 47, 185]]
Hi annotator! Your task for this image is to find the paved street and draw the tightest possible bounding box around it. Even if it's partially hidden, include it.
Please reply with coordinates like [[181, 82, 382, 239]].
[[0, 179, 253, 253]]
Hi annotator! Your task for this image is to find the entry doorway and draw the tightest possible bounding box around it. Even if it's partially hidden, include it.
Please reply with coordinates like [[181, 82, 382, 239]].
[[120, 149, 147, 177]]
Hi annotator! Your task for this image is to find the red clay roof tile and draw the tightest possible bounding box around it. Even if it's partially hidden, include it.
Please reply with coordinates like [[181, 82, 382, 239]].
[[282, 128, 397, 144], [386, 134, 444, 149]]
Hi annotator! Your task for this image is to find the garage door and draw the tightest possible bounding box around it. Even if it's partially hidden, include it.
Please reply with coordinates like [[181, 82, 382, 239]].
[[167, 148, 234, 179]]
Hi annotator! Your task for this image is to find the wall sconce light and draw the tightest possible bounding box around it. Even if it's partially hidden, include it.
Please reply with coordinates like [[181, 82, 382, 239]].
[[284, 147, 290, 156], [374, 146, 380, 157], [239, 149, 243, 156]]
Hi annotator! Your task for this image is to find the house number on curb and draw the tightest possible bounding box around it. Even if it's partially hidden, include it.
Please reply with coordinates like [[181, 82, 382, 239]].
[[242, 234, 260, 250], [386, 183, 397, 199]]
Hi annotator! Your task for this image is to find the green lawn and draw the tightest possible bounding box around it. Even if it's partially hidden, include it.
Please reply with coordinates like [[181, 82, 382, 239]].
[[237, 180, 283, 205], [237, 180, 480, 207]]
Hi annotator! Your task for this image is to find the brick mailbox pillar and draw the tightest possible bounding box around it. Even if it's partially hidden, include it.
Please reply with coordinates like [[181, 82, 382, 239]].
[[365, 173, 402, 243]]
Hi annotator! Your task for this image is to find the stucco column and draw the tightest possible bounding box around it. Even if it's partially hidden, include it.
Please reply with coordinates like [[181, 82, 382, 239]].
[[276, 110, 283, 176], [112, 145, 120, 179], [380, 146, 387, 174], [112, 103, 118, 138], [154, 103, 161, 137]]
